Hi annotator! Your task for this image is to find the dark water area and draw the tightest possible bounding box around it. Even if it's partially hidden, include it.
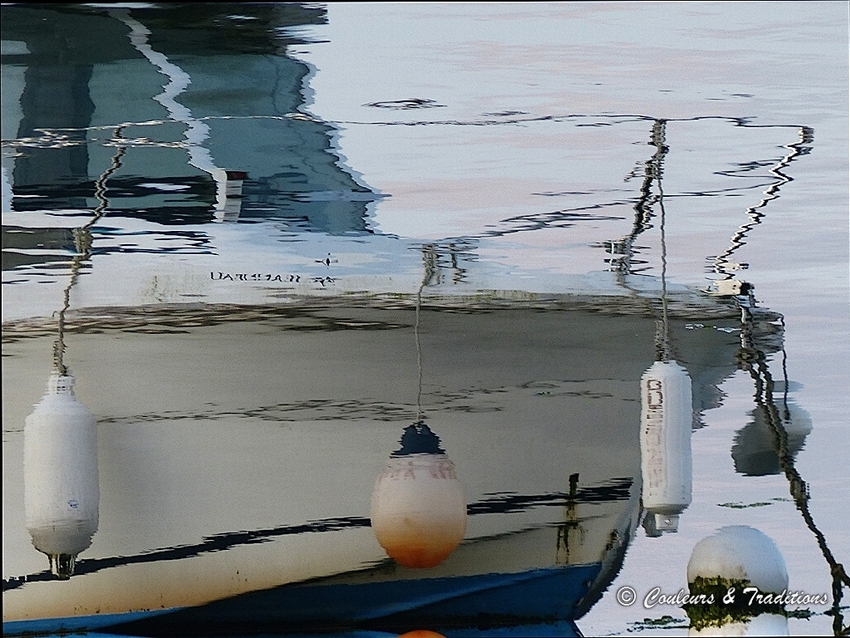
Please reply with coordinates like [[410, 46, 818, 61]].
[[2, 3, 848, 637]]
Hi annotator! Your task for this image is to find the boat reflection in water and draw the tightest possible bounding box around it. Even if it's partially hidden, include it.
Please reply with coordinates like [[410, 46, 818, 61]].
[[1, 4, 814, 637], [2, 294, 784, 636]]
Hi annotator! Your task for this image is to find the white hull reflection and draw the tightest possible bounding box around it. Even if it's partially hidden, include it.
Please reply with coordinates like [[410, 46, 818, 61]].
[[2, 294, 783, 636]]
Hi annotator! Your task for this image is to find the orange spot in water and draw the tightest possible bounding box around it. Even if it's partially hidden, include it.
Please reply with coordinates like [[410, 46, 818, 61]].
[[397, 631, 447, 638]]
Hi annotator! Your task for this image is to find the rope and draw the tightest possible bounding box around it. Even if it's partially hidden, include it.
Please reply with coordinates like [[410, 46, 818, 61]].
[[738, 314, 849, 634], [52, 126, 127, 374], [414, 244, 439, 424], [657, 121, 670, 363]]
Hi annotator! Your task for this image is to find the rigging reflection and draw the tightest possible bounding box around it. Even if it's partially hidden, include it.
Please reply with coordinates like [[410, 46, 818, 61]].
[[707, 125, 814, 297], [604, 119, 665, 278], [663, 120, 844, 632], [732, 305, 848, 632]]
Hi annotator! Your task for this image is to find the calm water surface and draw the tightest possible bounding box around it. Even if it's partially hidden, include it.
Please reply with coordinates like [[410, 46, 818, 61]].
[[2, 3, 848, 637]]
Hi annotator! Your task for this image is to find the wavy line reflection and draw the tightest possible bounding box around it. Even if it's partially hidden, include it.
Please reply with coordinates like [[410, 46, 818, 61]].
[[2, 478, 632, 592]]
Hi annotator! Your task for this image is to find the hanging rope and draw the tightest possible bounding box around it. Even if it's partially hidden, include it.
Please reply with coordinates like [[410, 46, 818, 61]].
[[608, 119, 669, 280], [642, 119, 672, 362], [52, 126, 127, 374], [656, 122, 671, 363], [414, 244, 439, 424]]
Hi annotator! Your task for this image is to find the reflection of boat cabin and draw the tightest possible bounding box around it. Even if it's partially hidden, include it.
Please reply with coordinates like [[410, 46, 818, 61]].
[[3, 4, 375, 241]]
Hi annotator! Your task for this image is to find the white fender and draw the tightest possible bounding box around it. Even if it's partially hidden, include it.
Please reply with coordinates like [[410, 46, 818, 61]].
[[24, 373, 99, 578], [640, 360, 693, 534]]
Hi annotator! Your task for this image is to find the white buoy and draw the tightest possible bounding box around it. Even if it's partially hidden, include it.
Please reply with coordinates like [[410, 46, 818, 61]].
[[685, 527, 791, 632], [688, 526, 789, 594], [640, 360, 693, 535], [370, 422, 466, 568], [732, 402, 813, 476], [24, 372, 99, 579]]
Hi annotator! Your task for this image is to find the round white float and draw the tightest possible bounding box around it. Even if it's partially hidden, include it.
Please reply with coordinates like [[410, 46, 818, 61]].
[[687, 525, 788, 594], [732, 402, 813, 476], [370, 422, 466, 568]]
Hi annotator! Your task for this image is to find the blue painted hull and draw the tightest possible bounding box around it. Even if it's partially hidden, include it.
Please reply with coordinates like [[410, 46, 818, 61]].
[[4, 565, 598, 637]]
